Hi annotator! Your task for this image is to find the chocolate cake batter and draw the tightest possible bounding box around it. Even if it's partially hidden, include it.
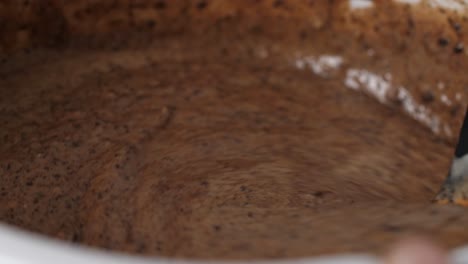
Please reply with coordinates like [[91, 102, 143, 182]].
[[1, 0, 468, 260]]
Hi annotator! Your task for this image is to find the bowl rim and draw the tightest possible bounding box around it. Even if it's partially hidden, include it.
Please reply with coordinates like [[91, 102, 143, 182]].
[[0, 223, 379, 264], [2, 222, 468, 264]]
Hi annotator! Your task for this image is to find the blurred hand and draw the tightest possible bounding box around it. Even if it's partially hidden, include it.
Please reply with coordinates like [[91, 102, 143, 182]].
[[385, 237, 448, 264]]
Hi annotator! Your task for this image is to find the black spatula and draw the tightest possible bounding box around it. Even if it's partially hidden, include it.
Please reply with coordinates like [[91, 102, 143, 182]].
[[435, 108, 468, 205]]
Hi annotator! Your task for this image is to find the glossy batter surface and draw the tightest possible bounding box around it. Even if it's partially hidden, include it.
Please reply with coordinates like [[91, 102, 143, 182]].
[[1, 0, 468, 260]]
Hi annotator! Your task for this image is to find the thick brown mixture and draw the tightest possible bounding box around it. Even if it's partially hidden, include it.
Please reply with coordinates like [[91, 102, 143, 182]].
[[1, 0, 468, 260]]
